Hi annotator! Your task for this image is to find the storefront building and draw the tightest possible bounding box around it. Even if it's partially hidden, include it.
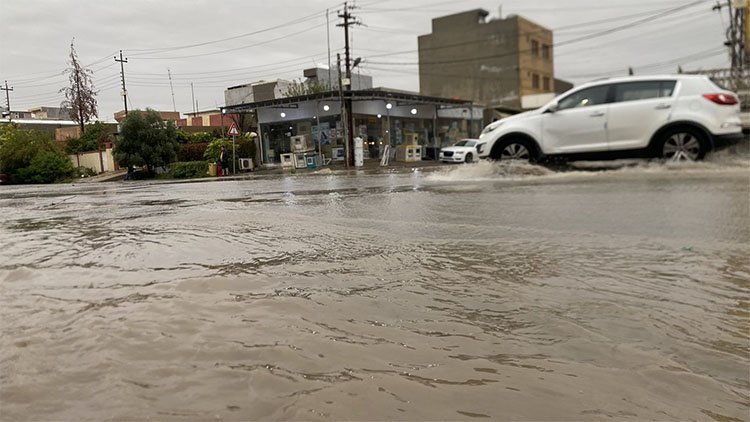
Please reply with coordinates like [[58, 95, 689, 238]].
[[221, 89, 484, 164]]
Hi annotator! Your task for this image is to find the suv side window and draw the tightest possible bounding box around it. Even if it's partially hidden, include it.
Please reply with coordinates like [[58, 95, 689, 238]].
[[558, 85, 611, 110], [614, 81, 677, 102]]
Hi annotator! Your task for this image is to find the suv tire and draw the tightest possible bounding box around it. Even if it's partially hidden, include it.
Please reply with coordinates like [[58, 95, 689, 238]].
[[492, 138, 538, 163], [655, 127, 708, 162]]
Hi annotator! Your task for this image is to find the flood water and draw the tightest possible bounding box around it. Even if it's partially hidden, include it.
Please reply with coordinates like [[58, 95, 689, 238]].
[[1, 153, 749, 421]]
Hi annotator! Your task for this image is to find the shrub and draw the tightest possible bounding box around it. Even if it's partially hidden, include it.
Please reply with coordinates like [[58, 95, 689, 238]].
[[204, 137, 257, 167], [76, 166, 97, 178], [188, 132, 215, 144], [15, 150, 75, 184], [171, 161, 209, 179], [0, 125, 74, 184], [177, 142, 209, 162]]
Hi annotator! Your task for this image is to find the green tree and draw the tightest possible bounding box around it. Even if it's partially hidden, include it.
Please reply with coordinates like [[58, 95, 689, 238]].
[[113, 109, 178, 171], [66, 121, 112, 154], [0, 125, 74, 184], [59, 39, 98, 134]]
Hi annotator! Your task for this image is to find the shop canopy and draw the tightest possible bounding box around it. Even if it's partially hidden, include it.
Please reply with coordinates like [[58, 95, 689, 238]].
[[220, 88, 473, 115]]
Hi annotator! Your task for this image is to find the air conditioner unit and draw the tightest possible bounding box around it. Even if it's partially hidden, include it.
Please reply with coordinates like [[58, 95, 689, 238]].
[[280, 153, 295, 168], [239, 157, 253, 171], [290, 134, 315, 152]]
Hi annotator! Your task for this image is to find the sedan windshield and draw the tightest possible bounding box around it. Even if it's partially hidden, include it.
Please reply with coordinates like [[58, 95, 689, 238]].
[[454, 140, 476, 147]]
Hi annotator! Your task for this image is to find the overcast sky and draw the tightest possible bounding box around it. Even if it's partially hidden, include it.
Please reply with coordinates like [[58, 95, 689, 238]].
[[0, 0, 730, 121]]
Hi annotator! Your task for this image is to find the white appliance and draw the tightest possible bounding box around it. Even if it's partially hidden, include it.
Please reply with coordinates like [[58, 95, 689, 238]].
[[280, 153, 295, 168], [395, 145, 422, 162], [239, 158, 254, 171], [291, 135, 315, 152], [295, 153, 307, 169]]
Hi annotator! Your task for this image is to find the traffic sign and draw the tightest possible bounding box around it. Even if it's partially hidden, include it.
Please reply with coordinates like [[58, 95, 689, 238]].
[[227, 122, 239, 136]]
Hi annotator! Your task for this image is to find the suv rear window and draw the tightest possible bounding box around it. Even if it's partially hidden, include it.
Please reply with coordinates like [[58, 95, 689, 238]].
[[614, 81, 676, 102]]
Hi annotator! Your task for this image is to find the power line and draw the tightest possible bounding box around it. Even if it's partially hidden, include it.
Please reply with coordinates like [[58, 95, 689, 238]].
[[126, 4, 342, 55], [128, 22, 328, 61]]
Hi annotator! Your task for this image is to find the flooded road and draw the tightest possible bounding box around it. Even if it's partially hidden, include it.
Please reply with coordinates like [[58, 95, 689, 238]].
[[1, 155, 749, 421]]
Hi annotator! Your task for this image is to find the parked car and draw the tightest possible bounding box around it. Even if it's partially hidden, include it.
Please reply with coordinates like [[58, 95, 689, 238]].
[[477, 75, 745, 162], [439, 139, 479, 163]]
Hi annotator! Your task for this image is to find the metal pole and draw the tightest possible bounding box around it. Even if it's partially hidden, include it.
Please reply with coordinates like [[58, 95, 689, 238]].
[[115, 51, 128, 116], [386, 105, 391, 149], [167, 68, 176, 112], [434, 106, 439, 160], [337, 54, 349, 168], [468, 104, 474, 138], [1, 81, 12, 120], [221, 110, 225, 138], [232, 134, 236, 175], [326, 9, 332, 88], [316, 101, 322, 156], [191, 82, 196, 114]]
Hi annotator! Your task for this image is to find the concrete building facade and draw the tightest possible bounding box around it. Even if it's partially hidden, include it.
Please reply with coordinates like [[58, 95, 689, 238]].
[[418, 9, 555, 109]]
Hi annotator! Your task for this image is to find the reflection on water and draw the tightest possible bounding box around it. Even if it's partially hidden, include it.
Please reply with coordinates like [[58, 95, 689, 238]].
[[0, 158, 748, 421]]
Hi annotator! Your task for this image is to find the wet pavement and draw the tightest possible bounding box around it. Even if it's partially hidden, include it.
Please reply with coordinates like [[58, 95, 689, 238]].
[[1, 152, 748, 421]]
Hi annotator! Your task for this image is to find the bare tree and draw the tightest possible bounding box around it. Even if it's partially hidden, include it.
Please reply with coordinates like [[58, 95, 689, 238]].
[[60, 39, 97, 134]]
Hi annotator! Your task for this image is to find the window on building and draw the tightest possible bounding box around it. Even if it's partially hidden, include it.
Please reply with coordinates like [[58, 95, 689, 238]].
[[543, 76, 550, 91], [531, 40, 539, 56], [542, 44, 550, 60], [532, 74, 540, 89]]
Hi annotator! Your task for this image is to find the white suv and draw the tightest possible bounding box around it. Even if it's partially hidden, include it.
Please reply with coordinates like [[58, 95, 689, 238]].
[[477, 75, 744, 162]]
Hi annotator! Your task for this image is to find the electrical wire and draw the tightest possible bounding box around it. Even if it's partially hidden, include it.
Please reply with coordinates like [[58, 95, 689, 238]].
[[128, 22, 328, 60]]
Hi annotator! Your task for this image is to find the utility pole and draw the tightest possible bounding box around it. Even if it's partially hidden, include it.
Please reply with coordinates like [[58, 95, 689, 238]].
[[167, 68, 176, 112], [337, 54, 349, 168], [191, 82, 196, 114], [327, 9, 332, 87], [1, 81, 13, 119], [338, 2, 359, 167], [715, 0, 748, 91], [114, 50, 128, 116]]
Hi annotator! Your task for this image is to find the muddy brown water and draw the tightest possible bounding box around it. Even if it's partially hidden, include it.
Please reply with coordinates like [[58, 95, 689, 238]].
[[1, 156, 748, 421]]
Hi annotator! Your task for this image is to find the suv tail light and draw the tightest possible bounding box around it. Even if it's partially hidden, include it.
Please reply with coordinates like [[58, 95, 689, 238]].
[[703, 93, 738, 105]]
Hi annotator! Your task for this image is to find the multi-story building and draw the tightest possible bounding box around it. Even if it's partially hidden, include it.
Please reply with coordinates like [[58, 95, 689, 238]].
[[418, 9, 558, 110]]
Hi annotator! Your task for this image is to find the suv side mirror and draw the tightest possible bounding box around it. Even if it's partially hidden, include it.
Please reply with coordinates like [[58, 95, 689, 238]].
[[547, 101, 559, 113]]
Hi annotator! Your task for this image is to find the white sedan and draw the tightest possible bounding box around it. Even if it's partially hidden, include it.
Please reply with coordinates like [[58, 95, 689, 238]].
[[439, 139, 479, 163]]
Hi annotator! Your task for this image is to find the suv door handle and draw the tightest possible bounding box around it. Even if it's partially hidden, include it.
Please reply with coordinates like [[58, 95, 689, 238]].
[[590, 111, 605, 117], [655, 104, 672, 110]]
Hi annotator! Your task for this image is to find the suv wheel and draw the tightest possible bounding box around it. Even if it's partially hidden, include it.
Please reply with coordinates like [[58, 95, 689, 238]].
[[494, 139, 537, 162], [657, 128, 707, 162]]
